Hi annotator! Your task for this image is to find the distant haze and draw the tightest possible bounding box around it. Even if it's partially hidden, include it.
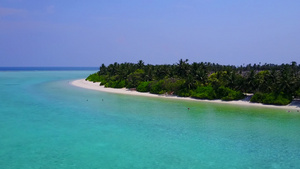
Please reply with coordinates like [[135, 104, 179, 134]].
[[1, 0, 299, 67]]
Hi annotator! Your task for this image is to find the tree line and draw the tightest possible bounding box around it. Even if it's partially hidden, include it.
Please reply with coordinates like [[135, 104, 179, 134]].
[[86, 59, 300, 105]]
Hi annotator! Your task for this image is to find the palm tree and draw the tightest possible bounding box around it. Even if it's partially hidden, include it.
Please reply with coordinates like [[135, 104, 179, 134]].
[[177, 59, 189, 78], [99, 64, 107, 75], [137, 60, 145, 69]]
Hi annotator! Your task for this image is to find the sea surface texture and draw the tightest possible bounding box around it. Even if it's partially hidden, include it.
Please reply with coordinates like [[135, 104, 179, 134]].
[[1, 70, 300, 169]]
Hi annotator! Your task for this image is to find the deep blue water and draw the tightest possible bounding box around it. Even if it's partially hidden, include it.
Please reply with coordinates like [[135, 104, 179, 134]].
[[0, 67, 98, 71], [1, 70, 300, 169]]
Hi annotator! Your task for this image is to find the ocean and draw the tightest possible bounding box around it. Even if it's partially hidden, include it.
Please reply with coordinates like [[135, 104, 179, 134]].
[[1, 70, 300, 169]]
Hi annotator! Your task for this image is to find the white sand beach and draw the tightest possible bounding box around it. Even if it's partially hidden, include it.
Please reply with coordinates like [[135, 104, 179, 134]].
[[71, 79, 300, 111]]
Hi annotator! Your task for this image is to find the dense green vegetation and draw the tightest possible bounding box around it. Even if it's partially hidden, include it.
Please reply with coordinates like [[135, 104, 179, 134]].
[[86, 60, 300, 105]]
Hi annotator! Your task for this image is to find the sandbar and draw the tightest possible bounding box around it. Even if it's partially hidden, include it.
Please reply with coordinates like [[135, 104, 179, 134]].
[[71, 79, 300, 111]]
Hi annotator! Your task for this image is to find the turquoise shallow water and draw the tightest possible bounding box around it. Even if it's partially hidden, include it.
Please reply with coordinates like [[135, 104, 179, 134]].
[[1, 71, 300, 169]]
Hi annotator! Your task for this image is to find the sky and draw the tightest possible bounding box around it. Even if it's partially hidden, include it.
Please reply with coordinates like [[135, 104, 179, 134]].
[[0, 0, 300, 67]]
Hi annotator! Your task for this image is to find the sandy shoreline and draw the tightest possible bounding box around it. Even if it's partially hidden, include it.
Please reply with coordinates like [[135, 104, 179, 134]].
[[71, 79, 300, 111]]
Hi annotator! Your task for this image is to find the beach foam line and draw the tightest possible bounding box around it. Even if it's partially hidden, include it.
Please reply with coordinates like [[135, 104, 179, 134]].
[[71, 79, 300, 111]]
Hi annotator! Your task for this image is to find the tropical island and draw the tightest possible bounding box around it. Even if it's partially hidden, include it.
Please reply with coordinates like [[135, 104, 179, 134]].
[[86, 60, 300, 106]]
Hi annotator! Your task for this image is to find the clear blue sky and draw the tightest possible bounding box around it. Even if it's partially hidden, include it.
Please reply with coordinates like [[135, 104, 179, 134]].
[[1, 0, 299, 67]]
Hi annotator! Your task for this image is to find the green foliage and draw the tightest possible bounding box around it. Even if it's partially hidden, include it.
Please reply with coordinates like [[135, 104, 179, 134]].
[[161, 78, 185, 93], [104, 81, 116, 88], [217, 86, 245, 101], [116, 80, 126, 88], [86, 73, 102, 82], [104, 80, 126, 88], [88, 60, 300, 105], [176, 89, 192, 97], [149, 80, 164, 94], [295, 88, 300, 98], [126, 69, 145, 88], [99, 78, 107, 86], [250, 92, 264, 103], [137, 81, 150, 92], [250, 92, 292, 105], [147, 78, 185, 94], [191, 86, 216, 100], [221, 91, 244, 101], [208, 71, 229, 89], [99, 75, 108, 86], [216, 86, 228, 98]]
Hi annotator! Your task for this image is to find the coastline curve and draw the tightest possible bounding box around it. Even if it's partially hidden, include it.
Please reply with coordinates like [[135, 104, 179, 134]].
[[71, 79, 300, 111]]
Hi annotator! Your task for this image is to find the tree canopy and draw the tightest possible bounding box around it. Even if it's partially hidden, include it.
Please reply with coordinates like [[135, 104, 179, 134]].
[[86, 60, 300, 105]]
